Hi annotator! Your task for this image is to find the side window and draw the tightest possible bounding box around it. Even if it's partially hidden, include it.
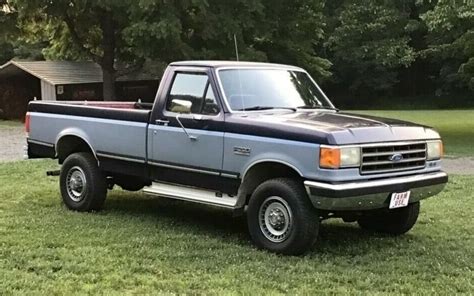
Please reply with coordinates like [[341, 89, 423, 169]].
[[166, 72, 220, 115], [202, 84, 220, 115]]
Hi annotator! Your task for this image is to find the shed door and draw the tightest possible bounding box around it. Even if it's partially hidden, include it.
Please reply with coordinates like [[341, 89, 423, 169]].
[[40, 80, 56, 101]]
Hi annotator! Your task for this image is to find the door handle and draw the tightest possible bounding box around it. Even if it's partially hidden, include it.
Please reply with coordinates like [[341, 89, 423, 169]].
[[155, 119, 170, 126]]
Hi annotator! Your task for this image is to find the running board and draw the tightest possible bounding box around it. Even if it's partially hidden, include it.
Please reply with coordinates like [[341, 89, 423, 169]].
[[143, 182, 238, 209]]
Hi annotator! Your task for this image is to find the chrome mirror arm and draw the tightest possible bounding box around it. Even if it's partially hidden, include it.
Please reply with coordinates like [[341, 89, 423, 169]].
[[176, 114, 197, 141]]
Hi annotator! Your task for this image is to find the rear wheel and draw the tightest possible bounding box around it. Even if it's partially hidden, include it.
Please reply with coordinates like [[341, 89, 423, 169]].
[[358, 202, 420, 235], [247, 178, 319, 255], [60, 152, 107, 211]]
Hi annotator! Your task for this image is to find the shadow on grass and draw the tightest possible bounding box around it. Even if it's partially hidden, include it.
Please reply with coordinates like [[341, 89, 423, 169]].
[[102, 191, 415, 255], [104, 191, 250, 241]]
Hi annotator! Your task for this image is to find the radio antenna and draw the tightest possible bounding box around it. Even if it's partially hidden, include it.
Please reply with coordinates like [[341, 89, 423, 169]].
[[233, 33, 245, 111], [233, 34, 240, 61]]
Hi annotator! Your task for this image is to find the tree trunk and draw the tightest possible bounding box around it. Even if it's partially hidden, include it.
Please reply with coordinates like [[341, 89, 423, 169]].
[[100, 9, 116, 101], [102, 66, 116, 101]]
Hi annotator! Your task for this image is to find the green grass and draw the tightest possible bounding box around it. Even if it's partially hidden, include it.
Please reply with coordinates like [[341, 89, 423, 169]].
[[1, 160, 473, 294], [0, 120, 22, 128], [353, 110, 474, 157]]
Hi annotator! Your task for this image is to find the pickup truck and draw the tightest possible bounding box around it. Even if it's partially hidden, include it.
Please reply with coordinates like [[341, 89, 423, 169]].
[[26, 61, 448, 255]]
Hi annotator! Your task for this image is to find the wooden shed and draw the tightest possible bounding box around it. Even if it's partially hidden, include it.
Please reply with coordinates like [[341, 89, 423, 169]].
[[0, 60, 160, 119]]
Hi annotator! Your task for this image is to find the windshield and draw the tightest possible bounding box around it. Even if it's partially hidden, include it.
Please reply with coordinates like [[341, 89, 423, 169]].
[[218, 68, 334, 111]]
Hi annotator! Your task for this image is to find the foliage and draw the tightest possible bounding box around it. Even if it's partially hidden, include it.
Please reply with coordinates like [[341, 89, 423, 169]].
[[122, 0, 331, 79], [325, 0, 416, 93], [421, 0, 474, 93], [0, 1, 46, 63], [0, 41, 14, 64], [2, 0, 473, 103], [255, 0, 332, 78], [0, 1, 17, 63], [11, 0, 150, 100], [7, 0, 331, 98]]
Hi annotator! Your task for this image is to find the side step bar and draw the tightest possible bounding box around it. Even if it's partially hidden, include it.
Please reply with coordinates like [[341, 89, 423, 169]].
[[143, 182, 238, 209]]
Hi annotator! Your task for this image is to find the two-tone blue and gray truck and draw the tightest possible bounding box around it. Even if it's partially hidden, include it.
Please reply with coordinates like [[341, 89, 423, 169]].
[[26, 61, 448, 255]]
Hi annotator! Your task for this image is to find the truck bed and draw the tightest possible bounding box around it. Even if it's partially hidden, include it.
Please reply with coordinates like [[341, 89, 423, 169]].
[[28, 100, 152, 121], [27, 101, 152, 175]]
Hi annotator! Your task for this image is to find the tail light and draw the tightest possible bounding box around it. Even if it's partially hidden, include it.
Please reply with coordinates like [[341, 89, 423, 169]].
[[25, 112, 30, 136]]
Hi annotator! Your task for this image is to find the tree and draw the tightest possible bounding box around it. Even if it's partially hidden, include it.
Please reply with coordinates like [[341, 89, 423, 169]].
[[0, 1, 17, 64], [122, 0, 331, 80], [252, 0, 332, 79], [9, 0, 332, 101], [324, 0, 416, 95], [421, 0, 474, 93], [12, 0, 145, 100]]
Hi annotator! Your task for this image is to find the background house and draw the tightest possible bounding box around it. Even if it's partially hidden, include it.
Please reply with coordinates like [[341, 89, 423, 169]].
[[0, 60, 161, 119]]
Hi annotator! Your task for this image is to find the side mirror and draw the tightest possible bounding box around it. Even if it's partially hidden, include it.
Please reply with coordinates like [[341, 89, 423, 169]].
[[170, 99, 192, 114]]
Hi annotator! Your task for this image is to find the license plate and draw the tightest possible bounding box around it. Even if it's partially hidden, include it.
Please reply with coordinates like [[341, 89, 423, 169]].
[[389, 191, 411, 209]]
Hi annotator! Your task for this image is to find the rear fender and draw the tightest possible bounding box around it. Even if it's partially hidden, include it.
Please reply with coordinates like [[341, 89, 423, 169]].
[[55, 128, 97, 162]]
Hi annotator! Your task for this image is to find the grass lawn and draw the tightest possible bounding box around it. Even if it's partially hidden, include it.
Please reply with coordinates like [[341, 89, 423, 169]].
[[0, 160, 472, 294], [353, 110, 474, 157], [0, 120, 22, 128]]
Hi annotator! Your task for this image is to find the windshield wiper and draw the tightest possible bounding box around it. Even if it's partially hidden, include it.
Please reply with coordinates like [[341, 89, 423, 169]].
[[235, 106, 297, 112], [297, 105, 339, 111]]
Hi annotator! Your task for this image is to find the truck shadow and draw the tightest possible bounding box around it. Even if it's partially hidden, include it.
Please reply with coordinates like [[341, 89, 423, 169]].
[[105, 192, 419, 255], [105, 192, 250, 242]]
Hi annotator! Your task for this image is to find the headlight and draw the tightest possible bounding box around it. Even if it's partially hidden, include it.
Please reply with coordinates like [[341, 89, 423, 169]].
[[340, 147, 361, 167], [319, 146, 360, 169], [427, 140, 443, 160]]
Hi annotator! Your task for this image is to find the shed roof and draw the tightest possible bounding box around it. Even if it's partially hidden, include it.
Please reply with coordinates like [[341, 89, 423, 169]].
[[0, 60, 160, 85]]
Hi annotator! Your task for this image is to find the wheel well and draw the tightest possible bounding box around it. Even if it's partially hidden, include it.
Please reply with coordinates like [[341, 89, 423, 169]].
[[56, 135, 95, 164], [239, 162, 302, 205]]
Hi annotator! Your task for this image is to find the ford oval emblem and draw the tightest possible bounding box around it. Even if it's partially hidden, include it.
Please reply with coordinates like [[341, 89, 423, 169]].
[[388, 153, 404, 162]]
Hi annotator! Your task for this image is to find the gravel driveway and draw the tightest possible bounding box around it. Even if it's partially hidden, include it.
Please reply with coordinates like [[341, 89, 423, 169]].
[[0, 125, 25, 162], [1, 125, 473, 174]]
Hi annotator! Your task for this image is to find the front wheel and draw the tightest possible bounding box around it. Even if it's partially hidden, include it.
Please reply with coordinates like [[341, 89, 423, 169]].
[[358, 202, 420, 235], [247, 178, 319, 255], [60, 152, 107, 211]]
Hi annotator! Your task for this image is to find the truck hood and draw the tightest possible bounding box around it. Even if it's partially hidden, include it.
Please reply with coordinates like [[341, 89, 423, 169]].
[[224, 111, 441, 145]]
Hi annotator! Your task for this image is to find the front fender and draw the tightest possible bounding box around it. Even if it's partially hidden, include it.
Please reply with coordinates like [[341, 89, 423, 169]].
[[241, 154, 304, 180]]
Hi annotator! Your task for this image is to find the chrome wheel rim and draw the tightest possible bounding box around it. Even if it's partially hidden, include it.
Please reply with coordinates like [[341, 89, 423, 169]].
[[66, 166, 87, 202], [259, 196, 293, 243]]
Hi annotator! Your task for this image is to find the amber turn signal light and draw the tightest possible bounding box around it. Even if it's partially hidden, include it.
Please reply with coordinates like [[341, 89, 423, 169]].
[[319, 147, 341, 169]]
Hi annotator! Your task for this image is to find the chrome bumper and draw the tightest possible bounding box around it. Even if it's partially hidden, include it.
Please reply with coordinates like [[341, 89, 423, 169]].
[[23, 143, 29, 159], [304, 171, 448, 211]]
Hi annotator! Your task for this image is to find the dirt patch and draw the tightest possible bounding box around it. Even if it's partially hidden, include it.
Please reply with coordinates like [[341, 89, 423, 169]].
[[442, 157, 474, 175]]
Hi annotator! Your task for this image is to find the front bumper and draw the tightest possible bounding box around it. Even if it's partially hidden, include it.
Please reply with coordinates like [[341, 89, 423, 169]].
[[304, 171, 448, 211]]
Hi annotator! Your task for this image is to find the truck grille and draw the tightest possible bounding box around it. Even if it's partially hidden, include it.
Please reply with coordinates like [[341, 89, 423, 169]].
[[361, 142, 427, 175]]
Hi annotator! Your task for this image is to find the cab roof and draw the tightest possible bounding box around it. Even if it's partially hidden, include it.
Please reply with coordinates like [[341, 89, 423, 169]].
[[169, 60, 304, 71]]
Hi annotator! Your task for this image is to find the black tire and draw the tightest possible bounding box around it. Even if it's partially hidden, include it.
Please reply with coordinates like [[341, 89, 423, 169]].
[[247, 178, 319, 255], [60, 152, 107, 211], [358, 202, 420, 235]]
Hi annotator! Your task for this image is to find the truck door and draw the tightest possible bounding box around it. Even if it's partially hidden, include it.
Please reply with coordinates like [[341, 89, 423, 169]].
[[148, 69, 226, 189]]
